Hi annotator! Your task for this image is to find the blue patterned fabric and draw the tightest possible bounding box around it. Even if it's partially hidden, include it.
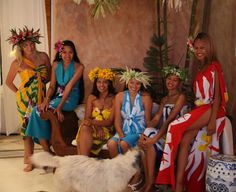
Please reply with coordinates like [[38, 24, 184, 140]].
[[26, 61, 81, 141], [112, 90, 146, 148]]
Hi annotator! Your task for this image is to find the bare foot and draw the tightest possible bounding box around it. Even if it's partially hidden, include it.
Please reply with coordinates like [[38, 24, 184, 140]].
[[23, 164, 34, 172]]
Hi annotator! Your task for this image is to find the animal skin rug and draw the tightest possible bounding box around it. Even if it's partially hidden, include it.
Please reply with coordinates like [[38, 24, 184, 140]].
[[31, 149, 141, 192]]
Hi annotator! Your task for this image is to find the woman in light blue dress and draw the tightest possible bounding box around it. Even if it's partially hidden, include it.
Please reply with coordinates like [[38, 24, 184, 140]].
[[26, 40, 84, 154], [107, 68, 153, 158]]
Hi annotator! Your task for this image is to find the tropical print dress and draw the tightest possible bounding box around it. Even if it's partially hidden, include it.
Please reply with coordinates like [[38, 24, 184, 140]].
[[156, 61, 228, 192], [16, 57, 48, 136], [111, 90, 146, 148], [143, 104, 189, 152], [76, 107, 114, 155], [26, 61, 81, 141]]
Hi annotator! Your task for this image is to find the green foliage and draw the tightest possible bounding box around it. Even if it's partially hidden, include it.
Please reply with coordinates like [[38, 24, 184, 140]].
[[143, 33, 172, 103], [91, 0, 120, 18]]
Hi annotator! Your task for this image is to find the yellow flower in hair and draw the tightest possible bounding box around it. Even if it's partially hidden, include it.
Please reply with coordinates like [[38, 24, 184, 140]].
[[89, 67, 115, 81], [88, 67, 100, 81]]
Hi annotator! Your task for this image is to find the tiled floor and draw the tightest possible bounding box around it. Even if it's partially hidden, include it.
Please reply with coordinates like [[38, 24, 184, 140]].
[[0, 135, 55, 192]]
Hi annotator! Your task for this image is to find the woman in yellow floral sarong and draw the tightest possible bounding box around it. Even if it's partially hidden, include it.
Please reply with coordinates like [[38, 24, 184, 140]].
[[5, 27, 51, 172], [76, 67, 116, 156]]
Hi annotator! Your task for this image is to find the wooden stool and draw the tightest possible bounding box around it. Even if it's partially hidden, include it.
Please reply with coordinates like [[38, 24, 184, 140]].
[[206, 154, 236, 192]]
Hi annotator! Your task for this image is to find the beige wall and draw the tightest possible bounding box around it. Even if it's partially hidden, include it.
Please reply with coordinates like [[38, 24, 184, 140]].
[[53, 0, 156, 98], [208, 0, 236, 152], [53, 0, 236, 152]]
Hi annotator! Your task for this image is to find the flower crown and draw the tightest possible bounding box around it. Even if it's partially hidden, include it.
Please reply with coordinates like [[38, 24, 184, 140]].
[[119, 67, 151, 88], [7, 26, 41, 49], [55, 40, 64, 53], [161, 65, 187, 81], [88, 67, 115, 81]]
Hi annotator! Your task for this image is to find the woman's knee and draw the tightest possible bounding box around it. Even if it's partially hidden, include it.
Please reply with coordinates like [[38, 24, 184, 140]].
[[79, 125, 92, 135], [120, 140, 129, 151], [107, 139, 117, 149]]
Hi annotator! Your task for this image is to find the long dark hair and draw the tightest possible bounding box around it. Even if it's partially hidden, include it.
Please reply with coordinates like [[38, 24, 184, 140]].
[[53, 40, 84, 104], [53, 40, 80, 63], [91, 78, 116, 98], [193, 32, 217, 65]]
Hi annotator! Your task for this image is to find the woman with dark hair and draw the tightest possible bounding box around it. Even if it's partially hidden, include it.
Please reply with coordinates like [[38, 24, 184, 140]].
[[76, 67, 116, 156], [107, 67, 153, 158], [156, 33, 228, 192], [25, 40, 84, 159]]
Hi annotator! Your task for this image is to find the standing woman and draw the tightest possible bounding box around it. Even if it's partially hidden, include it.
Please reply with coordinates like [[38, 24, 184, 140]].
[[5, 27, 51, 172], [107, 68, 153, 158], [76, 67, 116, 156], [156, 32, 228, 192], [25, 40, 84, 162]]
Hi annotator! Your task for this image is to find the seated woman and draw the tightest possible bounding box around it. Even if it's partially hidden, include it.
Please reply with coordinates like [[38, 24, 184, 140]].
[[26, 40, 84, 154], [76, 67, 116, 156], [138, 65, 188, 192], [107, 68, 153, 158], [156, 33, 228, 192]]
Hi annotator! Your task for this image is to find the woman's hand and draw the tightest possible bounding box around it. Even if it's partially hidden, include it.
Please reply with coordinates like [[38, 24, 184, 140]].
[[138, 135, 156, 150], [54, 107, 64, 122], [80, 119, 92, 127], [207, 120, 216, 136], [95, 128, 105, 140], [38, 99, 49, 112]]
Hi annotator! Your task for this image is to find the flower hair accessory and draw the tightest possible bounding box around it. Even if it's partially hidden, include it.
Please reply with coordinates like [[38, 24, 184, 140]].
[[55, 40, 64, 53], [161, 65, 187, 81], [119, 67, 151, 88], [187, 36, 194, 54], [88, 67, 115, 81], [7, 26, 41, 49]]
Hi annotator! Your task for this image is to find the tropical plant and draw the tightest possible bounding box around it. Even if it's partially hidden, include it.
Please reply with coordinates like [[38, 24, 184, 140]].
[[73, 0, 120, 18]]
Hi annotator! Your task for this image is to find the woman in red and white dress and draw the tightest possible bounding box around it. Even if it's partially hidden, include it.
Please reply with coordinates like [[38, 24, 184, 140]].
[[156, 32, 228, 192]]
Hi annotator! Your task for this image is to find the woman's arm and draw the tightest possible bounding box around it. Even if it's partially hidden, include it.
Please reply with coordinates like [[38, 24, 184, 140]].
[[207, 69, 221, 135], [41, 52, 51, 83], [114, 92, 125, 138], [154, 94, 186, 142], [142, 94, 153, 126], [39, 62, 57, 111], [5, 60, 19, 93], [147, 101, 164, 128]]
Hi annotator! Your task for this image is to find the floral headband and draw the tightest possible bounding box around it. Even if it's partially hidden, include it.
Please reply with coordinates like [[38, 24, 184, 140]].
[[7, 26, 41, 50], [119, 67, 151, 88], [55, 40, 64, 53], [88, 67, 115, 81], [161, 65, 187, 81]]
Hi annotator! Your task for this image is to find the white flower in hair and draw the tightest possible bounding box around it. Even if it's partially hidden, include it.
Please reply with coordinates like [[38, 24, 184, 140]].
[[119, 67, 151, 89]]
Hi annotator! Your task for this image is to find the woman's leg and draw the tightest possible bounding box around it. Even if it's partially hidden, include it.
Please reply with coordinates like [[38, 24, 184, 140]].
[[120, 140, 130, 154], [107, 140, 119, 158], [39, 139, 55, 155], [175, 109, 211, 192], [77, 125, 93, 156], [142, 146, 157, 192], [23, 136, 34, 172]]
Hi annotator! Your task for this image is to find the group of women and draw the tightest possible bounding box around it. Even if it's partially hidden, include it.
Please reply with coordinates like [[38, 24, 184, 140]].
[[6, 26, 228, 192]]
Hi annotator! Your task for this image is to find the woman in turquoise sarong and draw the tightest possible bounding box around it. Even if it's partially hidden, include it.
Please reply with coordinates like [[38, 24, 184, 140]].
[[26, 40, 84, 156]]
